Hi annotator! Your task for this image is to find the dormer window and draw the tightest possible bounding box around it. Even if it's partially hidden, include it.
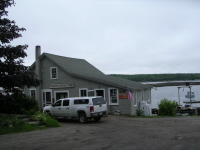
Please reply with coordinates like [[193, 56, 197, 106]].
[[50, 67, 58, 79]]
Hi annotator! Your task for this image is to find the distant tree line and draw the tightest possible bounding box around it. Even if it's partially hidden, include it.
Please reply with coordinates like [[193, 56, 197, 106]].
[[109, 73, 200, 82]]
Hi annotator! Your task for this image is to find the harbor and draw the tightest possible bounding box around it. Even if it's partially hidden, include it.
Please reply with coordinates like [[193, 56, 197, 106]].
[[146, 80, 200, 115]]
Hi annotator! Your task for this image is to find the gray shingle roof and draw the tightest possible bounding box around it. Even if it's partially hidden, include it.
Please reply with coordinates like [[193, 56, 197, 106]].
[[31, 53, 152, 91]]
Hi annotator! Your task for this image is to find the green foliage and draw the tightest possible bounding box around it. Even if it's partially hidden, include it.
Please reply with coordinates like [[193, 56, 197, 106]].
[[30, 111, 60, 127], [0, 112, 60, 135], [0, 114, 41, 135], [136, 108, 143, 116], [110, 73, 200, 82], [0, 115, 24, 127], [0, 95, 39, 114], [0, 122, 37, 135], [158, 99, 178, 116], [0, 0, 41, 93]]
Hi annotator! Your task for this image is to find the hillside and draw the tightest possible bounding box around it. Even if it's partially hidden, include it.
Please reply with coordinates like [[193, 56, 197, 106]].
[[109, 73, 200, 82]]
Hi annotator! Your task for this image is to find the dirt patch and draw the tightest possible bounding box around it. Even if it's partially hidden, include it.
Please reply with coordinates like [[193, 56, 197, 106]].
[[0, 115, 200, 150]]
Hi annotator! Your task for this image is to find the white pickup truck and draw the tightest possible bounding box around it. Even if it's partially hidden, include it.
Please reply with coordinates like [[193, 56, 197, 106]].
[[43, 96, 108, 123]]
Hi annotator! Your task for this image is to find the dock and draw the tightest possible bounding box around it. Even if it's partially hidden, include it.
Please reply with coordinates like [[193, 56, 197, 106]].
[[183, 101, 200, 103]]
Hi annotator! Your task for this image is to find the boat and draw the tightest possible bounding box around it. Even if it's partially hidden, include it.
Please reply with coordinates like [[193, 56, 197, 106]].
[[183, 100, 200, 103], [185, 91, 195, 98]]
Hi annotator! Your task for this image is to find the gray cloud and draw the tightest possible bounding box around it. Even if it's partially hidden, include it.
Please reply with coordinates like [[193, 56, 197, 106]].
[[8, 0, 200, 74]]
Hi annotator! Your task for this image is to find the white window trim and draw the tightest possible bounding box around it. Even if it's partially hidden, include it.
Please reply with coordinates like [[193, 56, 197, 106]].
[[54, 90, 69, 101], [108, 88, 119, 105], [29, 88, 36, 98], [79, 88, 88, 97], [50, 67, 58, 79], [42, 89, 52, 106], [94, 88, 105, 98]]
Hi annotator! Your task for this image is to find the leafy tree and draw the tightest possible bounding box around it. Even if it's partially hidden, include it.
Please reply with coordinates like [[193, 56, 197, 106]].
[[158, 99, 178, 116], [0, 0, 41, 94]]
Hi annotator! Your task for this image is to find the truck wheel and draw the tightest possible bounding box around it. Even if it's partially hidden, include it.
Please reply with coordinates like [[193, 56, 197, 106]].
[[94, 116, 101, 122], [79, 113, 87, 123]]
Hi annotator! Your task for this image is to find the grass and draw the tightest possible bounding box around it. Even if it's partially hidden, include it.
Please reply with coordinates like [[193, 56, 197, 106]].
[[0, 123, 46, 135], [0, 112, 61, 135]]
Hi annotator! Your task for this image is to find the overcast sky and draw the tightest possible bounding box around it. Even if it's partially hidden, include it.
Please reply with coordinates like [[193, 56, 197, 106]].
[[6, 0, 200, 74]]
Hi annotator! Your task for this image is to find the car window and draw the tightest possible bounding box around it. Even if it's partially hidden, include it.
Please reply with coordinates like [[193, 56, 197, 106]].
[[53, 100, 62, 106], [92, 97, 106, 105], [63, 100, 69, 106], [74, 99, 89, 104]]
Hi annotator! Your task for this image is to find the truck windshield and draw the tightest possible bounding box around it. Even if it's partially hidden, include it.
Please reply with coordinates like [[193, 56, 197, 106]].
[[92, 97, 106, 105]]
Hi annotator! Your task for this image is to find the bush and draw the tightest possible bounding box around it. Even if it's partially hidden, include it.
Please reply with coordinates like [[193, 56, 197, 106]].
[[0, 95, 39, 114], [136, 108, 143, 116], [30, 112, 60, 127], [0, 115, 25, 127], [158, 99, 178, 116]]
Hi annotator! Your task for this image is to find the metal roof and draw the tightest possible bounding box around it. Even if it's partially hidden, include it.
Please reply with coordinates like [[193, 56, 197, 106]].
[[31, 53, 152, 91]]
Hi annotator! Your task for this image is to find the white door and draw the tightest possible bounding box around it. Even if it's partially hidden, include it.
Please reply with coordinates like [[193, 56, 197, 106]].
[[42, 90, 52, 107], [61, 99, 70, 117], [51, 100, 62, 116]]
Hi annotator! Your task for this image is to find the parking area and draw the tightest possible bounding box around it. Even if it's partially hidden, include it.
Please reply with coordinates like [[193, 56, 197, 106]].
[[0, 115, 200, 150]]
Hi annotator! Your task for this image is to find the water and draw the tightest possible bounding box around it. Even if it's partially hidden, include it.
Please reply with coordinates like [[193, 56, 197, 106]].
[[150, 84, 200, 108]]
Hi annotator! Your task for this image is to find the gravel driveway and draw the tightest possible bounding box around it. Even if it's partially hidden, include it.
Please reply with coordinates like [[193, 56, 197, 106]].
[[0, 115, 200, 150]]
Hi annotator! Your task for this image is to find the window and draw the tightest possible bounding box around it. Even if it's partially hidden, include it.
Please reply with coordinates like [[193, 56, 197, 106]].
[[109, 88, 119, 105], [63, 100, 69, 106], [79, 88, 105, 98], [92, 97, 106, 105], [50, 67, 58, 79], [53, 100, 62, 106], [79, 89, 87, 97], [54, 91, 69, 101], [88, 90, 95, 96], [95, 89, 105, 98], [30, 89, 36, 98], [74, 99, 89, 104]]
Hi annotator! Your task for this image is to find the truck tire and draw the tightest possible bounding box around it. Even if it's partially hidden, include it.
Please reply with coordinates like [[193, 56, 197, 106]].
[[93, 116, 101, 122], [79, 113, 87, 123]]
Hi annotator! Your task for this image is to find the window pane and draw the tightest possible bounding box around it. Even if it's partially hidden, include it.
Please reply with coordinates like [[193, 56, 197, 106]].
[[74, 99, 89, 104], [46, 92, 51, 102], [54, 100, 61, 106], [30, 90, 35, 98], [110, 89, 118, 104], [63, 100, 69, 106], [51, 68, 57, 79], [80, 90, 87, 96], [56, 92, 68, 100], [88, 91, 95, 96], [96, 90, 104, 98], [92, 97, 106, 105]]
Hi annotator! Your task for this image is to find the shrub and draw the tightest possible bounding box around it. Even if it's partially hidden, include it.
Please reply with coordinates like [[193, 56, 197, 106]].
[[136, 108, 143, 116], [41, 115, 60, 127], [158, 99, 178, 116], [30, 112, 60, 127], [0, 95, 39, 114], [0, 115, 25, 127], [0, 115, 40, 135]]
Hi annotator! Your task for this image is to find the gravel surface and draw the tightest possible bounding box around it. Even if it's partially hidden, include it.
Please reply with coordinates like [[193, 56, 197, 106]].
[[0, 115, 200, 150]]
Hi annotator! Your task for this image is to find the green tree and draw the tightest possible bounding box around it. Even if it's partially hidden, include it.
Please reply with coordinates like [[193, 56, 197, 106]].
[[158, 99, 178, 116], [0, 0, 41, 93]]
